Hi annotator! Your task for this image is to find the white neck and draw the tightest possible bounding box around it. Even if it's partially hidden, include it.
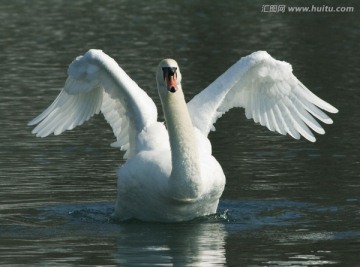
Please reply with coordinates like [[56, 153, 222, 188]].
[[160, 87, 202, 201]]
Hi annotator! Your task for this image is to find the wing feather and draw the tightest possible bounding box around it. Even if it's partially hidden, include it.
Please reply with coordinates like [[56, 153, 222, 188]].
[[290, 94, 325, 134], [284, 96, 315, 142], [267, 111, 276, 132], [272, 104, 288, 136], [29, 49, 157, 158], [278, 101, 301, 140], [188, 51, 338, 142]]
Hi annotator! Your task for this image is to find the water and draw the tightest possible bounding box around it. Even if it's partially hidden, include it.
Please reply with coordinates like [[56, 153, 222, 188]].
[[1, 0, 359, 266]]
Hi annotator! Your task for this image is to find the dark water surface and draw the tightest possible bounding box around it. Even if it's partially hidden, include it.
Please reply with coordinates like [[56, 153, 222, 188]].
[[1, 0, 359, 266]]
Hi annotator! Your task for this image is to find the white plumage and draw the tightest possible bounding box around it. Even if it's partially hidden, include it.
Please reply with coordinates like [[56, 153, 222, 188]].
[[29, 49, 338, 222], [187, 51, 337, 142]]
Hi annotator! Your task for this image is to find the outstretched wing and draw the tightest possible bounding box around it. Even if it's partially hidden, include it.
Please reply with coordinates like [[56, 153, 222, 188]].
[[28, 49, 157, 158], [187, 51, 338, 142]]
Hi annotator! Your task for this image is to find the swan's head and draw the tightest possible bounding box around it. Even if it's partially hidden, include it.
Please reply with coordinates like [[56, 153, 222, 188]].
[[156, 59, 182, 94]]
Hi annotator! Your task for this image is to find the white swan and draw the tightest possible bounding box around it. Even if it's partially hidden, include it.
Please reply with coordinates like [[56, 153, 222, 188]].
[[29, 50, 338, 222]]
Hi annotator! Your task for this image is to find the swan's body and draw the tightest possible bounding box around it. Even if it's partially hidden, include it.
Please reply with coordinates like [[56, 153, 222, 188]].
[[29, 50, 338, 222]]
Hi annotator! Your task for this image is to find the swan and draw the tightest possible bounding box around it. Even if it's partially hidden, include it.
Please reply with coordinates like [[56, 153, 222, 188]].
[[28, 49, 338, 222]]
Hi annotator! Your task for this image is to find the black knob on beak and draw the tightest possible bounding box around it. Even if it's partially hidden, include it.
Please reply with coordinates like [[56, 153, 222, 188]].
[[162, 67, 177, 76]]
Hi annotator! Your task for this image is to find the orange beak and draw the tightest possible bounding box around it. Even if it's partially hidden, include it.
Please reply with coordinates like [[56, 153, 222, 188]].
[[166, 75, 177, 93], [163, 67, 178, 93]]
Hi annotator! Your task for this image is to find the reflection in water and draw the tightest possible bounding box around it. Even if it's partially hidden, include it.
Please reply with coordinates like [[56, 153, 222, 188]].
[[1, 198, 359, 266], [267, 253, 338, 266], [116, 222, 226, 266], [1, 203, 227, 266]]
